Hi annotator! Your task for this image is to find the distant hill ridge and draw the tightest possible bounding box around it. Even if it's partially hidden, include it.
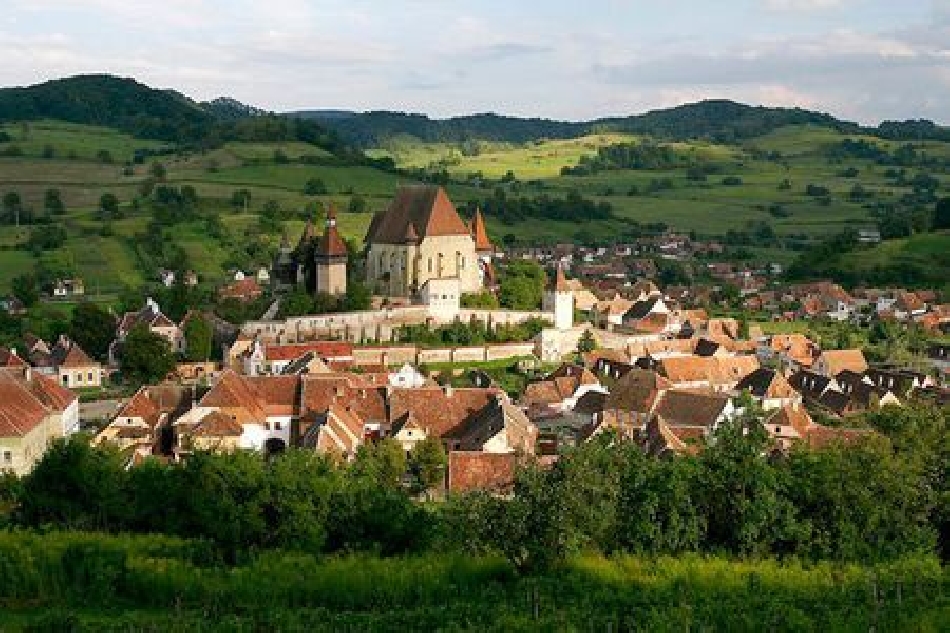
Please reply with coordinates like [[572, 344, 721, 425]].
[[2, 74, 948, 149], [0, 74, 359, 159], [292, 102, 950, 147]]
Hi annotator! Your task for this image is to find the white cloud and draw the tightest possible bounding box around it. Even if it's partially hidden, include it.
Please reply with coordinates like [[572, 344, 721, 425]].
[[765, 0, 851, 11]]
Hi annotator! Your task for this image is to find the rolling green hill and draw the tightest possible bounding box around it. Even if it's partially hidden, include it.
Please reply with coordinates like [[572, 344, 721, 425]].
[[1, 75, 948, 297]]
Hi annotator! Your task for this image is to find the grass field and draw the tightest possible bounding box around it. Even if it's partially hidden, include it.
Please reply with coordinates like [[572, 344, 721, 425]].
[[2, 531, 947, 631], [1, 120, 948, 294]]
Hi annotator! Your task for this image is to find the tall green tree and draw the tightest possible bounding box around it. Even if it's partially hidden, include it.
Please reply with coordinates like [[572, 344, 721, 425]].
[[44, 188, 65, 216], [183, 314, 213, 361], [68, 302, 116, 361], [408, 436, 447, 495], [119, 323, 176, 384], [11, 273, 39, 307]]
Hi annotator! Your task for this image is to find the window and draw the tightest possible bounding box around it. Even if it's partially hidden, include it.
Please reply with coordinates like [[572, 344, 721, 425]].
[[61, 375, 69, 386], [274, 422, 282, 431], [428, 258, 432, 273], [2, 451, 11, 465], [88, 372, 94, 382]]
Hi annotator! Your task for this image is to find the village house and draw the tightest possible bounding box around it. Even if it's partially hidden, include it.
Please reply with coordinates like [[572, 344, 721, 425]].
[[0, 366, 79, 475], [51, 278, 84, 299], [734, 367, 802, 410], [757, 333, 819, 372], [96, 385, 195, 457], [655, 355, 760, 392], [764, 404, 873, 452], [239, 339, 354, 376], [112, 298, 185, 363], [521, 364, 605, 413], [218, 271, 264, 303], [21, 335, 104, 391], [387, 386, 536, 455], [813, 349, 868, 378]]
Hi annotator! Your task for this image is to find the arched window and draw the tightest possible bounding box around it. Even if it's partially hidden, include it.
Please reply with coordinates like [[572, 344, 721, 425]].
[[428, 258, 433, 273]]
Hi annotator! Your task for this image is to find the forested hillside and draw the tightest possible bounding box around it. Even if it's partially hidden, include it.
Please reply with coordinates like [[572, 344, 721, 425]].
[[295, 98, 950, 148]]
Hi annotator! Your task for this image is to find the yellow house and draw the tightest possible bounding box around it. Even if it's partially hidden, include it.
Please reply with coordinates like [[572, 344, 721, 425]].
[[0, 368, 78, 476]]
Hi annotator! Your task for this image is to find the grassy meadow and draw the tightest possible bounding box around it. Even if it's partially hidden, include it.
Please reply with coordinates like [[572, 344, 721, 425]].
[[1, 120, 948, 293], [0, 531, 946, 631]]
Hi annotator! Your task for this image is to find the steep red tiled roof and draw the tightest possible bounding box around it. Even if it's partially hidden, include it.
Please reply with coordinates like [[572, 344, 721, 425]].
[[200, 370, 267, 421], [365, 186, 471, 244], [28, 373, 77, 412], [316, 205, 349, 258], [118, 388, 161, 419], [471, 208, 493, 252], [0, 371, 50, 437], [388, 387, 499, 437], [0, 347, 27, 368], [192, 410, 243, 437], [52, 339, 97, 369], [246, 376, 300, 416], [300, 374, 387, 424]]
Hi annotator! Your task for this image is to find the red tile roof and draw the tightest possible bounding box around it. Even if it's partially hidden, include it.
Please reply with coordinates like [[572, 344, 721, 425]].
[[0, 370, 50, 437], [447, 451, 519, 493], [388, 387, 499, 437], [265, 341, 354, 362], [471, 208, 493, 252], [0, 347, 27, 368], [365, 186, 471, 244], [316, 205, 349, 258]]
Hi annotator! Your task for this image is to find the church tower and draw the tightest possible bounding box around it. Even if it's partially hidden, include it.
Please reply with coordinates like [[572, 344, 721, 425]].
[[314, 205, 348, 297], [543, 263, 574, 331], [470, 207, 497, 290]]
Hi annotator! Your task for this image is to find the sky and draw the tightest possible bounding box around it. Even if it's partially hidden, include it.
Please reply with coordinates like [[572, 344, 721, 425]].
[[2, 0, 949, 124]]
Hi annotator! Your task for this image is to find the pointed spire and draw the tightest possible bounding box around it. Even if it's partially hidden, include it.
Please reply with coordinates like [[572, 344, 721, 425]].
[[550, 262, 570, 292], [404, 222, 419, 243], [471, 207, 493, 253]]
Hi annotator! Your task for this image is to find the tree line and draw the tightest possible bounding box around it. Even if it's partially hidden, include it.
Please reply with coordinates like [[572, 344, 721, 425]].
[[2, 403, 946, 571]]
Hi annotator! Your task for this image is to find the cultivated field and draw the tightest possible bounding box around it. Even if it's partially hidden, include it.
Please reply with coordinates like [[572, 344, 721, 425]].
[[1, 120, 948, 293]]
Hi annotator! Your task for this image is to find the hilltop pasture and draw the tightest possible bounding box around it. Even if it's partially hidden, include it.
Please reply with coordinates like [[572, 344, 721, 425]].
[[1, 120, 948, 293]]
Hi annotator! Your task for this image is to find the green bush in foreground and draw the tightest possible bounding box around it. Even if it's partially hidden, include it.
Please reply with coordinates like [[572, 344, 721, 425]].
[[0, 531, 947, 631]]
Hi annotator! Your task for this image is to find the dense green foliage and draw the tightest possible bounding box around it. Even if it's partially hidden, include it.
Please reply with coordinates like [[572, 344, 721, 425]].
[[68, 302, 116, 361], [0, 75, 361, 160], [6, 405, 946, 569], [118, 324, 176, 384], [302, 99, 871, 147]]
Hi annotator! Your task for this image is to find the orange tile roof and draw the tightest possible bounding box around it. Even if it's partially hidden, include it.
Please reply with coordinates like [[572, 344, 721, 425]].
[[265, 341, 353, 362], [0, 371, 50, 437], [447, 451, 519, 493], [300, 374, 388, 423], [200, 370, 268, 421], [191, 411, 244, 437], [316, 206, 349, 258], [0, 347, 27, 368], [388, 387, 499, 437], [820, 349, 868, 376], [471, 207, 493, 252], [246, 375, 300, 416], [28, 372, 77, 412]]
